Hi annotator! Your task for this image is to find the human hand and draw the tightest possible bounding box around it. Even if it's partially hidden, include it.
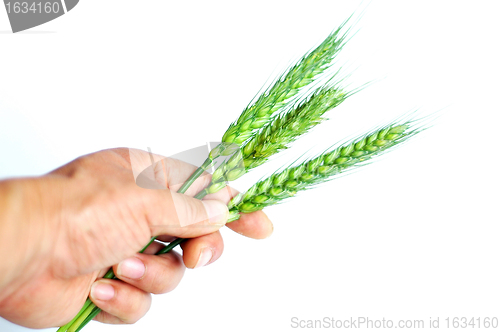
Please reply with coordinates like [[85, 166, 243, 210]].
[[0, 148, 273, 328]]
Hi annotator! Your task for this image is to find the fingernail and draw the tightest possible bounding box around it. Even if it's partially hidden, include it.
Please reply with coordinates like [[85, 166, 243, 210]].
[[202, 200, 228, 225], [91, 282, 115, 301], [117, 257, 146, 280], [194, 247, 214, 268]]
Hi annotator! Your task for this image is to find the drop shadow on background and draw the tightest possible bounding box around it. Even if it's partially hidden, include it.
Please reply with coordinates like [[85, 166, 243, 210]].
[[0, 30, 55, 33]]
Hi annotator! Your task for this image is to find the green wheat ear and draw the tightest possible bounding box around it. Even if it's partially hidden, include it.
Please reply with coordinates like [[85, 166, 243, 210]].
[[180, 21, 353, 194], [227, 117, 426, 221], [219, 21, 352, 151], [242, 80, 353, 168], [196, 80, 356, 198]]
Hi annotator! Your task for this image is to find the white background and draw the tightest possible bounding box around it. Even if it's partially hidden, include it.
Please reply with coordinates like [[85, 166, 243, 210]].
[[1, 1, 499, 331]]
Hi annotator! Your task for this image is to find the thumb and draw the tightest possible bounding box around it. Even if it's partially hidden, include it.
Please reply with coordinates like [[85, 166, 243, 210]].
[[146, 189, 228, 238]]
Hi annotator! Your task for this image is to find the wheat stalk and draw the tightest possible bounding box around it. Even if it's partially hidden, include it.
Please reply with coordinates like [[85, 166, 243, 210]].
[[60, 23, 353, 332], [226, 119, 423, 221], [59, 18, 432, 332]]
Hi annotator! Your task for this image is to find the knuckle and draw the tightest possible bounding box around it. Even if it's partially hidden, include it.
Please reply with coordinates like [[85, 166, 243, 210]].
[[174, 195, 202, 227], [123, 293, 151, 324], [150, 253, 184, 294]]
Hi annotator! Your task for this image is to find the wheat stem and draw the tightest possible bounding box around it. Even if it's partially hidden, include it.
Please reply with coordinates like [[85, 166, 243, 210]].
[[56, 299, 93, 332], [63, 18, 357, 332], [177, 157, 214, 193]]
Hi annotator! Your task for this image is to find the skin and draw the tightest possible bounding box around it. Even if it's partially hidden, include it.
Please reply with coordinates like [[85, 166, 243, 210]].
[[0, 148, 273, 328]]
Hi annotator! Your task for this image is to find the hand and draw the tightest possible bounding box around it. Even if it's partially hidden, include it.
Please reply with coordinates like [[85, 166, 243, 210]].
[[0, 148, 273, 328]]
